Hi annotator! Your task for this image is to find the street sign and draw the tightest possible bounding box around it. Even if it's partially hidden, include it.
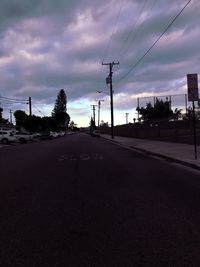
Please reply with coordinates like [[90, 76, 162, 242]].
[[106, 77, 110, 84], [187, 73, 199, 101]]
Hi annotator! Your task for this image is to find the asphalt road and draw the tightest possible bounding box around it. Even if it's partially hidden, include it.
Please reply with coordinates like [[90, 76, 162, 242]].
[[0, 133, 200, 266]]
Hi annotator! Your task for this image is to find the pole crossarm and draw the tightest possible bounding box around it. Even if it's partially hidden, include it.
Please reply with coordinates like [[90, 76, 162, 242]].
[[102, 61, 119, 66]]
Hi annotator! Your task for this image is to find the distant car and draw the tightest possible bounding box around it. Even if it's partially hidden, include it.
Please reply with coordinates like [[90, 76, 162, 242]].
[[40, 132, 52, 140], [0, 130, 16, 144], [50, 131, 59, 138], [92, 130, 100, 137], [15, 132, 33, 143], [57, 131, 65, 137], [66, 131, 74, 135], [32, 132, 41, 139]]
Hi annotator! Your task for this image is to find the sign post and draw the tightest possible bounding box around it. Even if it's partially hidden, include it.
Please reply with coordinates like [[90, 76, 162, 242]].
[[187, 74, 199, 160]]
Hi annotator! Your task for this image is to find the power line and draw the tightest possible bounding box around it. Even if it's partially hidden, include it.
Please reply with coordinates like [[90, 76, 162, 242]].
[[118, 0, 149, 60], [102, 0, 126, 63], [119, 0, 159, 61], [0, 96, 28, 103], [34, 107, 46, 117], [0, 101, 27, 106], [0, 70, 106, 85], [150, 0, 159, 10], [115, 0, 192, 86]]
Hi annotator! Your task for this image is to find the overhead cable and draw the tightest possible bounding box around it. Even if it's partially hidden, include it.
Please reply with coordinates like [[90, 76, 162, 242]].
[[115, 0, 192, 86], [0, 96, 28, 102], [118, 0, 149, 60], [102, 0, 125, 63]]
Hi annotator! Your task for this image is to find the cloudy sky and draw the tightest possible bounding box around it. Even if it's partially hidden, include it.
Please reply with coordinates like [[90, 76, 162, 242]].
[[0, 0, 199, 126]]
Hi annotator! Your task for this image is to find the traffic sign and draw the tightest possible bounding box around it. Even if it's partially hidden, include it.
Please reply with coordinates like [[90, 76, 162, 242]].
[[187, 73, 199, 101]]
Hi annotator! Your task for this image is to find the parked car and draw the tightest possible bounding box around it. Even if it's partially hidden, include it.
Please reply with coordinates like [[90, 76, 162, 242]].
[[50, 131, 59, 138], [15, 132, 33, 143], [0, 130, 16, 144], [91, 130, 100, 137], [40, 132, 52, 140], [66, 131, 74, 135], [32, 132, 41, 139], [57, 131, 65, 137]]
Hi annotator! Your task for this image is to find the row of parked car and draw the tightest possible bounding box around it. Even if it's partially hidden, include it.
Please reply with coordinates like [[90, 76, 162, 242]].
[[0, 128, 66, 144]]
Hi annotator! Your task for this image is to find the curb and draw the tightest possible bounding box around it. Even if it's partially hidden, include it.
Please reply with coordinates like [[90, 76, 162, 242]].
[[129, 146, 200, 171], [102, 136, 200, 171]]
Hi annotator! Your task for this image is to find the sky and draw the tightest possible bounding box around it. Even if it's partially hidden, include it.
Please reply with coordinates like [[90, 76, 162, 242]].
[[0, 0, 199, 127]]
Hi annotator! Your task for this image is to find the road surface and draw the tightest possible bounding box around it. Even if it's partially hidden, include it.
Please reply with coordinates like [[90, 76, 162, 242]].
[[0, 133, 200, 266]]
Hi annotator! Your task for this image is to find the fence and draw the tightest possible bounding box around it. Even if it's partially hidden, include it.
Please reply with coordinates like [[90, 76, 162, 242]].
[[136, 93, 188, 120], [100, 120, 200, 145]]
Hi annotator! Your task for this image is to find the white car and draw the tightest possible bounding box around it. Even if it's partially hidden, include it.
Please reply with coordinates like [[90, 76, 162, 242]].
[[15, 132, 33, 143], [32, 132, 41, 138], [57, 131, 65, 137], [50, 131, 59, 138], [0, 130, 16, 144]]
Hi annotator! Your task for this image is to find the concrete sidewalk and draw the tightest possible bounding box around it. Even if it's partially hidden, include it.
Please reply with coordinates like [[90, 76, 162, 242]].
[[101, 134, 200, 171]]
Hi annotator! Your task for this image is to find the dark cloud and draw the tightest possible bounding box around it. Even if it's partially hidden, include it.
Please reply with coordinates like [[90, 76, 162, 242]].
[[0, 0, 199, 125]]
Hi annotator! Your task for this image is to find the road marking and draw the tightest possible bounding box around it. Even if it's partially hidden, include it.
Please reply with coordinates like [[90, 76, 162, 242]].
[[58, 153, 103, 161]]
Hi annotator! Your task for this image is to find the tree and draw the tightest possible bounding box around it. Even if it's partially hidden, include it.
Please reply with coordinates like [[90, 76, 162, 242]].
[[183, 102, 200, 121], [100, 120, 109, 128], [40, 116, 55, 131], [0, 107, 10, 126], [184, 107, 193, 120], [0, 107, 3, 123], [196, 100, 200, 120], [24, 115, 43, 132], [52, 89, 70, 129], [14, 110, 28, 127], [13, 109, 62, 132], [136, 98, 173, 121], [173, 108, 182, 121], [69, 121, 76, 130]]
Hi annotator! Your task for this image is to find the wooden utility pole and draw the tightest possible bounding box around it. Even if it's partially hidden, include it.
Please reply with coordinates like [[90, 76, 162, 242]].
[[187, 73, 199, 159], [10, 110, 13, 124], [29, 97, 32, 116], [91, 105, 97, 126], [96, 100, 104, 128], [102, 61, 119, 139], [125, 113, 129, 124]]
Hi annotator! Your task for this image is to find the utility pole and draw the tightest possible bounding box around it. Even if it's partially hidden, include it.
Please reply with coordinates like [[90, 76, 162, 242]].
[[102, 61, 119, 139], [125, 113, 129, 124], [96, 99, 104, 128], [10, 110, 13, 124], [91, 105, 97, 126], [137, 97, 140, 120], [28, 97, 32, 116]]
